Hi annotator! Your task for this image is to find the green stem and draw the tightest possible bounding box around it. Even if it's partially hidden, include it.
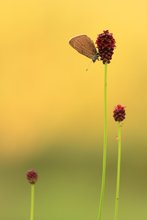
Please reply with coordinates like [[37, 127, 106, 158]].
[[30, 184, 35, 220], [114, 122, 121, 220], [98, 63, 107, 220]]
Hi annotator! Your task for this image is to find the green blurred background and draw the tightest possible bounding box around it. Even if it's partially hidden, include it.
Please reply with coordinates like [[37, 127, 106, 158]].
[[0, 0, 147, 219]]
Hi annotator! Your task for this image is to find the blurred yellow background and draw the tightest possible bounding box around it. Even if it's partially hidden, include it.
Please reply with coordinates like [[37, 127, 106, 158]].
[[0, 0, 147, 220]]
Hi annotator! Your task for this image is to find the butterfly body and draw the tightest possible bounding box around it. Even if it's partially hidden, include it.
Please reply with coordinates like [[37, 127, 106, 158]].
[[69, 35, 99, 62]]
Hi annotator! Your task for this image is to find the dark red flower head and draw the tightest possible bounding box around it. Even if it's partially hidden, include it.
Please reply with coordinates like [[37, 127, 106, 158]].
[[26, 169, 38, 184], [113, 105, 126, 122], [96, 30, 116, 64]]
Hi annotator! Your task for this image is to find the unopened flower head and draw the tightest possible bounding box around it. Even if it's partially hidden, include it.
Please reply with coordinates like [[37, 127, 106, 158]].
[[96, 30, 116, 64], [113, 105, 126, 122], [26, 169, 38, 184]]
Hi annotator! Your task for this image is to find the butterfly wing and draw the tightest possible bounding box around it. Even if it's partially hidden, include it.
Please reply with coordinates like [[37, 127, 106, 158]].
[[69, 35, 98, 60]]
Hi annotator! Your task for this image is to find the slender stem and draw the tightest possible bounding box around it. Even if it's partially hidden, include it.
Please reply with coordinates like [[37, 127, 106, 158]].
[[98, 63, 107, 220], [114, 122, 121, 220], [30, 184, 35, 220]]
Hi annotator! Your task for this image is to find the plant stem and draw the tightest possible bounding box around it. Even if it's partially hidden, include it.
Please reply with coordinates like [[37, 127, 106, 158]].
[[114, 122, 121, 220], [30, 184, 35, 220], [98, 63, 107, 220]]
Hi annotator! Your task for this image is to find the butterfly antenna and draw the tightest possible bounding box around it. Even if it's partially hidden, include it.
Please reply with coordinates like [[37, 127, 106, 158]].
[[85, 60, 93, 71]]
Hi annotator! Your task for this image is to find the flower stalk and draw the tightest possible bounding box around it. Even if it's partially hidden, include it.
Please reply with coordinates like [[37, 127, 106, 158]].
[[98, 63, 108, 220], [30, 184, 35, 220], [114, 122, 121, 220]]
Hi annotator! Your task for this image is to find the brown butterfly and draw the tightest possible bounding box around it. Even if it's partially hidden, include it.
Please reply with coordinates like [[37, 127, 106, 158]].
[[69, 35, 99, 62]]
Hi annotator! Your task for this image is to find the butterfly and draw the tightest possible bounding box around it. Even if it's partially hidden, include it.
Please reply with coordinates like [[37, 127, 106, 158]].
[[69, 35, 99, 62]]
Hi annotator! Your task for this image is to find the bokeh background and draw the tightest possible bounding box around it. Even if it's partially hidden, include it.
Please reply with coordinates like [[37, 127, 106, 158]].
[[0, 0, 147, 219]]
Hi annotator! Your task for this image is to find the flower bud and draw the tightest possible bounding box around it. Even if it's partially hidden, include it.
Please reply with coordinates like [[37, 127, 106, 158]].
[[26, 169, 38, 184], [113, 105, 126, 122], [96, 30, 116, 64]]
